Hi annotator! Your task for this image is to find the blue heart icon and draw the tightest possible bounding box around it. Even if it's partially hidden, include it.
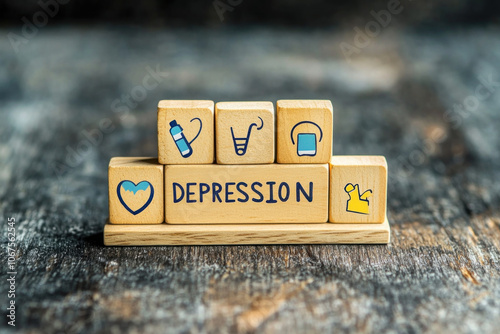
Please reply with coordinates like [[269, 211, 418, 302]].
[[117, 180, 154, 215]]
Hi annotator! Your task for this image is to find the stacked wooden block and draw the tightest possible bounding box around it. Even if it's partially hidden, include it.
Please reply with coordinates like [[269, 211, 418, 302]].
[[104, 100, 390, 245]]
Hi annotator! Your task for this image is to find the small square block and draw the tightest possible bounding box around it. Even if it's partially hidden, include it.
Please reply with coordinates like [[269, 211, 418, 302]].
[[216, 101, 275, 164], [158, 100, 214, 164], [329, 156, 387, 223], [109, 157, 164, 224], [277, 100, 333, 164]]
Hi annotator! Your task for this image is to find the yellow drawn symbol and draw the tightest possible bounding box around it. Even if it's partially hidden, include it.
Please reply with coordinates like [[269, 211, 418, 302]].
[[344, 183, 372, 215]]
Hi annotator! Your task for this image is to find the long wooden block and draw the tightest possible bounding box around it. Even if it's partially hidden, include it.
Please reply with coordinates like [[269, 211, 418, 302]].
[[165, 164, 329, 224], [103, 218, 390, 245]]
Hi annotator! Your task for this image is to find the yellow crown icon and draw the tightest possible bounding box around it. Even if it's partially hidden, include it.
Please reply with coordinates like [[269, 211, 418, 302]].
[[344, 183, 372, 215]]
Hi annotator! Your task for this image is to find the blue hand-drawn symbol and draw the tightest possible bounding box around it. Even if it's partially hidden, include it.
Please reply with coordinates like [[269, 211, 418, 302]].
[[169, 117, 202, 158], [231, 116, 263, 156], [117, 180, 154, 215], [290, 121, 323, 156]]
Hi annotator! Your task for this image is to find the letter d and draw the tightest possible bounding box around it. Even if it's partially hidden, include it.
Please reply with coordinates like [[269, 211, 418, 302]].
[[353, 27, 371, 48], [65, 146, 83, 167], [21, 17, 38, 39], [173, 183, 185, 203]]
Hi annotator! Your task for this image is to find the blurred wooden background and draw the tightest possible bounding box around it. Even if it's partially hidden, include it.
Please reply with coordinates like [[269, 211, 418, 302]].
[[0, 2, 500, 333]]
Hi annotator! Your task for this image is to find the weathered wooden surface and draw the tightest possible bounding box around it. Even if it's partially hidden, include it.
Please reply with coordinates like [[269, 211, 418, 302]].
[[1, 27, 500, 333]]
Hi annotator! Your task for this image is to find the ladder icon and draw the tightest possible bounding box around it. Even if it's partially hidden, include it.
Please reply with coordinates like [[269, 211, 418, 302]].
[[231, 117, 264, 156]]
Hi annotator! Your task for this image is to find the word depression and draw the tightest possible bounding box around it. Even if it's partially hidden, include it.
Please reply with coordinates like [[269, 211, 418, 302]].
[[171, 181, 314, 204], [164, 164, 329, 224]]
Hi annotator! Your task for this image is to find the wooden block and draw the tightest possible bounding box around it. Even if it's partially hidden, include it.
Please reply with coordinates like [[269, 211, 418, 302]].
[[158, 100, 214, 164], [103, 218, 391, 245], [215, 101, 275, 164], [109, 157, 164, 224], [329, 156, 387, 223], [277, 100, 333, 164], [165, 164, 329, 224]]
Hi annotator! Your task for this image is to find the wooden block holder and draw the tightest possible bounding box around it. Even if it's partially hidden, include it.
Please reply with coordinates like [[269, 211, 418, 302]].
[[104, 100, 391, 246], [103, 217, 390, 246]]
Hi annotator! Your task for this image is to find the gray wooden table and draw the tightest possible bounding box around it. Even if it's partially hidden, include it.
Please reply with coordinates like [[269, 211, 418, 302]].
[[1, 27, 499, 333]]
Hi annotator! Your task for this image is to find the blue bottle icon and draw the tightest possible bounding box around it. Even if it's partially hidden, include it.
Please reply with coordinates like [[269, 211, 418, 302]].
[[169, 118, 202, 158]]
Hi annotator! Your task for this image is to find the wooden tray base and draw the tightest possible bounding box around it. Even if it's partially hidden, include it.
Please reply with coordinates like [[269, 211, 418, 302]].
[[104, 217, 390, 246]]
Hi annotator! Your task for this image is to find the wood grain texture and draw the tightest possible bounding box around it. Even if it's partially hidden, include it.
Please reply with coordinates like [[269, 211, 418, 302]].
[[104, 218, 391, 245], [108, 157, 164, 224], [215, 101, 275, 164], [329, 156, 387, 223], [276, 100, 333, 164], [2, 28, 500, 334], [157, 100, 214, 164], [165, 164, 329, 223]]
